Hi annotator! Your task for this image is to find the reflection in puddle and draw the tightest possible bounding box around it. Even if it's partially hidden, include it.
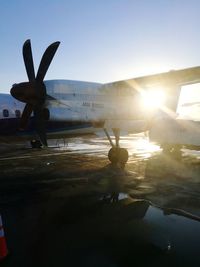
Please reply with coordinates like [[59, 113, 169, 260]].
[[43, 193, 200, 267], [98, 195, 200, 265], [99, 192, 129, 202], [144, 204, 200, 263]]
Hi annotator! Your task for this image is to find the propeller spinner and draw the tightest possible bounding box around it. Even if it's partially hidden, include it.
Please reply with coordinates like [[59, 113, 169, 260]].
[[10, 39, 60, 146]]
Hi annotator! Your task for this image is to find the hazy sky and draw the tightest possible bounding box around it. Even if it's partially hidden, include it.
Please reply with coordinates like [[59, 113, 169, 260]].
[[1, 0, 200, 93]]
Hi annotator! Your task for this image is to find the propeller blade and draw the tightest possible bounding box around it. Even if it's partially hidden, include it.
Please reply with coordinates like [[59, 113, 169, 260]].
[[34, 106, 48, 146], [36, 41, 60, 82], [19, 103, 33, 130], [15, 40, 60, 147], [23, 40, 36, 82]]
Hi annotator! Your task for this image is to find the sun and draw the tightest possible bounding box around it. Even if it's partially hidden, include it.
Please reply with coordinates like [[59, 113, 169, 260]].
[[140, 88, 166, 110]]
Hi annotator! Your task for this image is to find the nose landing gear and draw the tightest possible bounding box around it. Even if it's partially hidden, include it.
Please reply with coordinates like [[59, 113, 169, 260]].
[[104, 128, 129, 167]]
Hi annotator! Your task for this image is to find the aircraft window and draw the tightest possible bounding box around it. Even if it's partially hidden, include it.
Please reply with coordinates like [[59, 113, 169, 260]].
[[15, 109, 21, 118], [3, 109, 9, 117]]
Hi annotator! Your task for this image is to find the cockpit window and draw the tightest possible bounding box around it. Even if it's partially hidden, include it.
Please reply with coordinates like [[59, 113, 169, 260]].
[[3, 109, 9, 117]]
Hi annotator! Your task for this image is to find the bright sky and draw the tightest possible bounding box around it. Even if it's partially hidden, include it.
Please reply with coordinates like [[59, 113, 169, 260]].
[[1, 0, 200, 93]]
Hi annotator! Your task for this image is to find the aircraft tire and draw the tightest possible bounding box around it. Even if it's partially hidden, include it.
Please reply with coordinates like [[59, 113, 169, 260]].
[[118, 148, 129, 164], [108, 148, 119, 164], [108, 148, 129, 164]]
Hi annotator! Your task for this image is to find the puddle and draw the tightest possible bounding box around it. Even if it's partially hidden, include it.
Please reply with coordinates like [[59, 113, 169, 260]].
[[95, 194, 200, 266]]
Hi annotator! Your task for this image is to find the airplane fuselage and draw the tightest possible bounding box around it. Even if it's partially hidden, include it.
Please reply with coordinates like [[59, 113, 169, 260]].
[[0, 79, 149, 142]]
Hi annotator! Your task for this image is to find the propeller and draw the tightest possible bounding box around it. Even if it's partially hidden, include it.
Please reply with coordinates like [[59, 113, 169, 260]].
[[10, 39, 60, 146]]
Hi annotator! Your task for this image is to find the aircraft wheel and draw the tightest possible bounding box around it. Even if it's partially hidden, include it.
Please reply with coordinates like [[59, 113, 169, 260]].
[[118, 148, 129, 164], [108, 148, 119, 164], [108, 148, 129, 165]]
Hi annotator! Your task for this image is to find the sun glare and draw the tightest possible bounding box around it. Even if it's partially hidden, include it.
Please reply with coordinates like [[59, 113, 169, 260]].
[[141, 89, 165, 110]]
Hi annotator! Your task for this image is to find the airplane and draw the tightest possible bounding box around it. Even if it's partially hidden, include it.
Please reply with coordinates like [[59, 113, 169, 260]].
[[1, 39, 200, 166]]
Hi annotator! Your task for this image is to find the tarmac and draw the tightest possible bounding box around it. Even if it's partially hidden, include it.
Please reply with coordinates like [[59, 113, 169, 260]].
[[1, 134, 200, 266]]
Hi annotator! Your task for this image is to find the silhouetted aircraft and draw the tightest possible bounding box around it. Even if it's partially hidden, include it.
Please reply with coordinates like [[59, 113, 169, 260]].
[[1, 40, 200, 165]]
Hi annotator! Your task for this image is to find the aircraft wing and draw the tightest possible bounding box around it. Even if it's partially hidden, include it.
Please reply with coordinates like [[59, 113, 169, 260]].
[[101, 66, 200, 113], [104, 66, 200, 89]]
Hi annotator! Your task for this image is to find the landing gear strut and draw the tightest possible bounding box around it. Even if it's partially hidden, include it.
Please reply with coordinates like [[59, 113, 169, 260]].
[[104, 128, 129, 166]]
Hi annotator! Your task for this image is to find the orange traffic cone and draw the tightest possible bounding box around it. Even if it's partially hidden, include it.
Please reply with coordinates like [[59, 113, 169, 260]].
[[0, 215, 8, 261]]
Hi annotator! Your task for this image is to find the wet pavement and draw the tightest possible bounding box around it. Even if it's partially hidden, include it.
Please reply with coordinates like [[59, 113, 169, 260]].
[[1, 134, 200, 266]]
